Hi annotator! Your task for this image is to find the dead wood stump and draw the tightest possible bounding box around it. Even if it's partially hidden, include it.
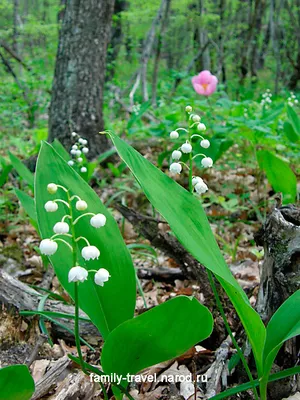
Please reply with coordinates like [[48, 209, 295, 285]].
[[255, 204, 300, 399]]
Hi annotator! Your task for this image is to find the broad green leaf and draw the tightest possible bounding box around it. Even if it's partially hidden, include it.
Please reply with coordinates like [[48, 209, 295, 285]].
[[263, 290, 300, 380], [257, 150, 297, 204], [0, 164, 13, 187], [107, 132, 266, 376], [287, 105, 300, 135], [102, 296, 213, 377], [15, 189, 37, 223], [35, 142, 136, 338], [51, 139, 70, 161], [9, 153, 34, 189], [283, 121, 299, 143], [0, 365, 35, 400]]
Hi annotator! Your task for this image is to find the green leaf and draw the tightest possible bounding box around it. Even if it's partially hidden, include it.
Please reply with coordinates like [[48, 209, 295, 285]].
[[101, 296, 213, 377], [0, 165, 13, 187], [9, 153, 34, 189], [210, 365, 300, 400], [107, 132, 266, 377], [35, 142, 136, 339], [283, 121, 300, 143], [51, 139, 70, 161], [257, 150, 297, 204], [14, 189, 37, 223], [263, 290, 300, 380], [0, 365, 35, 400], [287, 105, 300, 135]]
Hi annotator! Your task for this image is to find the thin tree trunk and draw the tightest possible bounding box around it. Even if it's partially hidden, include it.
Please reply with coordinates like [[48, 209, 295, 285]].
[[48, 0, 115, 159], [13, 0, 20, 54], [258, 20, 270, 69], [106, 0, 128, 80], [151, 0, 171, 107], [130, 0, 169, 105], [250, 0, 266, 80], [219, 0, 226, 82]]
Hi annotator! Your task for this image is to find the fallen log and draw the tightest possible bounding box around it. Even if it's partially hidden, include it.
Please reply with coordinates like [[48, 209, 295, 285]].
[[0, 271, 100, 346]]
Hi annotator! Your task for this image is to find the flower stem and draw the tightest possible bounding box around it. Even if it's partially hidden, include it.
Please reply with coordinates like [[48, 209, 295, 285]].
[[74, 282, 86, 373], [188, 129, 193, 193], [206, 270, 259, 400], [73, 212, 95, 225]]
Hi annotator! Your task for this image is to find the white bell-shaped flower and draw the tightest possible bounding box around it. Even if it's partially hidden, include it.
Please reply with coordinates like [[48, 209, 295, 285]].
[[45, 201, 58, 212], [82, 139, 88, 145], [192, 176, 203, 186], [192, 115, 201, 122], [181, 142, 192, 153], [200, 139, 210, 149], [80, 167, 87, 173], [197, 123, 206, 131], [47, 183, 57, 194], [76, 200, 88, 211], [71, 132, 77, 137], [201, 157, 213, 168], [53, 222, 69, 234], [77, 157, 83, 163], [39, 239, 58, 255], [75, 150, 81, 157], [82, 245, 100, 260], [172, 150, 182, 160], [72, 145, 78, 150], [78, 138, 84, 144], [82, 147, 89, 154], [169, 162, 182, 174], [68, 266, 88, 283], [94, 268, 110, 286], [170, 131, 179, 139], [68, 160, 74, 166], [195, 181, 208, 194], [90, 214, 106, 228], [185, 105, 192, 113], [70, 149, 77, 155]]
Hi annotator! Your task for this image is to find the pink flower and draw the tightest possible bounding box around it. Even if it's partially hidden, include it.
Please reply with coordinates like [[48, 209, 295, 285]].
[[192, 70, 218, 96]]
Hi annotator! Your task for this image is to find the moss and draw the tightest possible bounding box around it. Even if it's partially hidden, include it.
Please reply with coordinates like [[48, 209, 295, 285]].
[[0, 245, 23, 263]]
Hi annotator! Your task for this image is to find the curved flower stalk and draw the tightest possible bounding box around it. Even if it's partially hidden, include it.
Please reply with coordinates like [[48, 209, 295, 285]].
[[168, 105, 213, 194], [39, 181, 110, 372], [166, 107, 259, 399], [68, 132, 89, 175]]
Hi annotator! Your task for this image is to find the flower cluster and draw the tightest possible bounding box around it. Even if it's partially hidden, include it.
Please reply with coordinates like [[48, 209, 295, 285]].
[[287, 92, 299, 107], [168, 106, 213, 195], [261, 89, 272, 109], [68, 132, 88, 174], [132, 103, 141, 115], [39, 183, 110, 287]]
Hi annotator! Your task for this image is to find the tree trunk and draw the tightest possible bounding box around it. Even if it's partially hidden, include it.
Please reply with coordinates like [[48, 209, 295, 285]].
[[48, 0, 115, 159], [106, 0, 128, 80], [255, 204, 300, 399], [13, 0, 20, 55], [151, 0, 171, 107], [250, 0, 266, 81], [194, 0, 210, 72]]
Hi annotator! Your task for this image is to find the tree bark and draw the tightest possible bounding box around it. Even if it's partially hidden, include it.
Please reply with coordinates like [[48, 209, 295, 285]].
[[48, 0, 115, 159], [106, 0, 128, 80], [151, 0, 171, 107], [255, 204, 300, 398]]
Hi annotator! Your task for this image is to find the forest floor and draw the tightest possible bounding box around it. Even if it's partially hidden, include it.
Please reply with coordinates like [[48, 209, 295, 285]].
[[0, 140, 297, 400]]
